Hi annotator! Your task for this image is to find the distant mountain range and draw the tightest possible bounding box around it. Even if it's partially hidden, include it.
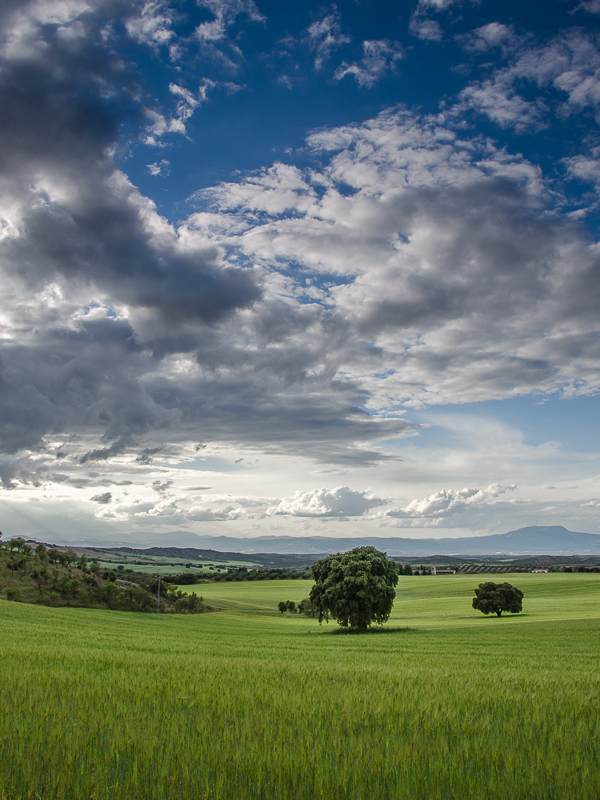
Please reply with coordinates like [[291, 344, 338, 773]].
[[29, 525, 600, 556]]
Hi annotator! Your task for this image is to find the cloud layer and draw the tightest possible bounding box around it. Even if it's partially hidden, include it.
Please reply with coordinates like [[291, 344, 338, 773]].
[[0, 0, 598, 541]]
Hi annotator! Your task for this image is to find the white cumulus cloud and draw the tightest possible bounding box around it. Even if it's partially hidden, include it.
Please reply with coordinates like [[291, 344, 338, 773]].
[[267, 486, 386, 517], [386, 483, 517, 518]]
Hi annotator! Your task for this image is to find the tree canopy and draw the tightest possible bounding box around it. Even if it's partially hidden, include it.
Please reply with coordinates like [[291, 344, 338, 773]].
[[472, 582, 524, 617], [309, 547, 399, 630]]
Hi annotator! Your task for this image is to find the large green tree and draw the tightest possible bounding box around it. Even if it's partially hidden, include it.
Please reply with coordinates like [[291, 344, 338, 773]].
[[309, 547, 399, 630], [472, 582, 524, 617]]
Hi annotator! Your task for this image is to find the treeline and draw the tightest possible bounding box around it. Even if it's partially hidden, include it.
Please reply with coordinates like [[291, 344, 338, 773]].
[[397, 564, 433, 575], [170, 566, 313, 584], [0, 537, 211, 614], [561, 566, 600, 573]]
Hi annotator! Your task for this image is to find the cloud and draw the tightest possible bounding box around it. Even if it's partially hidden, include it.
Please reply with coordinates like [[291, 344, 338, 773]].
[[564, 151, 600, 190], [334, 40, 404, 88], [147, 159, 170, 176], [193, 107, 600, 412], [455, 23, 525, 55], [409, 0, 478, 42], [267, 486, 386, 517], [1, 3, 600, 491], [456, 29, 600, 130], [133, 498, 244, 521], [576, 0, 600, 12], [457, 74, 548, 132], [305, 7, 351, 71], [416, 0, 467, 8], [194, 0, 264, 44], [387, 483, 516, 518], [409, 17, 443, 42], [125, 1, 175, 48], [145, 79, 217, 141], [90, 492, 112, 504], [126, 0, 264, 72]]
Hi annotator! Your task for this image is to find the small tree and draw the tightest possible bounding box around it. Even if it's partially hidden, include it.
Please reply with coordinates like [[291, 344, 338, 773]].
[[35, 544, 48, 562], [278, 601, 287, 614], [62, 579, 80, 599], [187, 592, 202, 612], [285, 600, 296, 614], [298, 597, 318, 618], [472, 582, 523, 617], [310, 547, 399, 631]]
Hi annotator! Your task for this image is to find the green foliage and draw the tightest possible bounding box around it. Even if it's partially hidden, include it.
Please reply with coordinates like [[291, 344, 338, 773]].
[[298, 597, 318, 617], [472, 582, 524, 617], [278, 601, 287, 614], [310, 547, 399, 630], [0, 547, 212, 614], [34, 544, 48, 562]]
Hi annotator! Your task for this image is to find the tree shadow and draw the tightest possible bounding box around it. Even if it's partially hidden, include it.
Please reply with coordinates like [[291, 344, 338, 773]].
[[326, 625, 417, 635]]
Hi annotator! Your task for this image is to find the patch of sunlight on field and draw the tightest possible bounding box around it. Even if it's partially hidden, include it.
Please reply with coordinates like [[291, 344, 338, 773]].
[[1, 573, 599, 799]]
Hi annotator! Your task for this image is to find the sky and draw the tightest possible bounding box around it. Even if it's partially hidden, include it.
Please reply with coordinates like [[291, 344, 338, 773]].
[[1, 0, 600, 547]]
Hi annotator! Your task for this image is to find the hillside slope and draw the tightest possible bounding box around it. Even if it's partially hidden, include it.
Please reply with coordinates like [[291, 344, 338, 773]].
[[0, 541, 213, 613]]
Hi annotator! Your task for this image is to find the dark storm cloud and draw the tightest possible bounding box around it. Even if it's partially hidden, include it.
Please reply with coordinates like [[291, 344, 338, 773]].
[[0, 0, 265, 459], [0, 6, 258, 320]]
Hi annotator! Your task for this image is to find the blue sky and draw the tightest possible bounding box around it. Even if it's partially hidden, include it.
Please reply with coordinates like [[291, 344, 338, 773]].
[[0, 0, 599, 547]]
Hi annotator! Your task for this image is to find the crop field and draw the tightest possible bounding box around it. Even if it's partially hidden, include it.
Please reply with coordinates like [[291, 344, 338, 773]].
[[1, 573, 599, 799]]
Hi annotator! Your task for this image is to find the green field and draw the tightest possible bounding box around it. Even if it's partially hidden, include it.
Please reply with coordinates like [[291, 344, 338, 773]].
[[89, 560, 215, 575], [1, 573, 599, 799], [87, 558, 255, 575]]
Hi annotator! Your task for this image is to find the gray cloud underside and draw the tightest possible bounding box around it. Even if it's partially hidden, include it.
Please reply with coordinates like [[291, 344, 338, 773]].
[[0, 1, 599, 485]]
